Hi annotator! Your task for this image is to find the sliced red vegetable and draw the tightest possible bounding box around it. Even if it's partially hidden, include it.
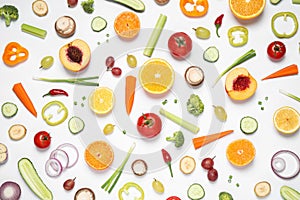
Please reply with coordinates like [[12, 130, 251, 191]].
[[271, 150, 300, 179], [49, 149, 69, 170], [56, 143, 79, 168], [0, 181, 21, 200], [162, 149, 173, 177], [45, 158, 63, 177]]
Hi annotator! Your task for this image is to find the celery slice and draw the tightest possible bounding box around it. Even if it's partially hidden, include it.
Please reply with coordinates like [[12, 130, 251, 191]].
[[21, 23, 47, 39], [143, 14, 167, 57]]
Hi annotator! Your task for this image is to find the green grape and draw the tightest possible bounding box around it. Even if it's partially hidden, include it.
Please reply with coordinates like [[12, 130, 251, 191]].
[[213, 105, 227, 122], [126, 54, 137, 68], [193, 27, 210, 39], [103, 123, 115, 135], [40, 56, 54, 69], [152, 178, 164, 194]]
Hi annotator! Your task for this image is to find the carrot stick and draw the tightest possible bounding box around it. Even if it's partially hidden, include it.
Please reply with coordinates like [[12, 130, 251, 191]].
[[12, 83, 37, 117], [192, 130, 234, 149], [261, 64, 298, 80], [125, 75, 136, 115]]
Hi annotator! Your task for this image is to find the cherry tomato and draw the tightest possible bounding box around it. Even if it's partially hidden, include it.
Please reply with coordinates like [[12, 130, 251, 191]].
[[34, 131, 51, 149], [168, 32, 192, 60], [137, 113, 162, 138], [167, 196, 181, 200], [267, 41, 286, 61]]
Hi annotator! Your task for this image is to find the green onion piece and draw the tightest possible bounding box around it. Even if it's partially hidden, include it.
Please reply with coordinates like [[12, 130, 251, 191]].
[[279, 89, 300, 102], [74, 101, 78, 105], [159, 108, 199, 134], [213, 49, 256, 87], [33, 76, 99, 86], [236, 183, 240, 187], [162, 99, 168, 105], [261, 107, 264, 110], [21, 23, 47, 39], [258, 101, 262, 105], [122, 130, 126, 134], [143, 14, 167, 57], [174, 99, 178, 103], [265, 96, 269, 101]]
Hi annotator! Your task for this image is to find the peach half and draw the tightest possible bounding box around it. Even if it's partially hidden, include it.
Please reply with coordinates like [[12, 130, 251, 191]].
[[225, 67, 257, 101], [59, 39, 91, 72]]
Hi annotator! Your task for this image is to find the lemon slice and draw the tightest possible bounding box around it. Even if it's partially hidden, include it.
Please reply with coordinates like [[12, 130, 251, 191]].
[[273, 106, 300, 134], [88, 87, 114, 114]]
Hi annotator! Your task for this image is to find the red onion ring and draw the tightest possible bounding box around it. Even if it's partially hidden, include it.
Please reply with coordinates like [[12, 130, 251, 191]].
[[56, 143, 79, 168], [45, 158, 63, 177], [271, 150, 300, 179], [50, 149, 69, 170]]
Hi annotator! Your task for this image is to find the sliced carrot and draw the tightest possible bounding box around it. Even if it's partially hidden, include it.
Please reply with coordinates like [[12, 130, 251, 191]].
[[261, 64, 298, 80], [12, 83, 37, 117], [125, 75, 136, 115], [192, 130, 234, 149]]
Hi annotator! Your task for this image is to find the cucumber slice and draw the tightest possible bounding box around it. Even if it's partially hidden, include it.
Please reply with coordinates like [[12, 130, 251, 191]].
[[91, 16, 107, 32], [1, 102, 18, 118], [203, 46, 219, 63], [270, 0, 281, 4], [68, 116, 85, 134], [18, 158, 53, 200], [107, 0, 145, 12], [240, 116, 258, 134], [187, 183, 205, 200], [280, 185, 300, 200], [219, 191, 233, 200]]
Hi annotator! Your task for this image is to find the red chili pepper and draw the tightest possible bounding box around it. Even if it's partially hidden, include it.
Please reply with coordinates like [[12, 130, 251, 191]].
[[214, 14, 224, 38], [161, 149, 173, 177], [42, 89, 69, 97]]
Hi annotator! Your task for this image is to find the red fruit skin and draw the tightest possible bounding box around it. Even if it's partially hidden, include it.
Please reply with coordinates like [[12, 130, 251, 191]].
[[207, 168, 218, 181], [137, 113, 162, 138], [34, 131, 51, 149], [166, 196, 181, 200], [168, 32, 192, 60], [68, 0, 78, 7], [267, 41, 286, 61]]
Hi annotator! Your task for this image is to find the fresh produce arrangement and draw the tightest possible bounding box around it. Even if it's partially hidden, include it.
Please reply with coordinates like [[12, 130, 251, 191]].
[[1, 0, 300, 199]]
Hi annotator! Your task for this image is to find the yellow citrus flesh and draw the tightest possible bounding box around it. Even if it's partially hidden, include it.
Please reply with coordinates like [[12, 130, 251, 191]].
[[226, 139, 256, 167], [229, 0, 266, 20], [89, 87, 114, 114], [273, 106, 300, 134], [139, 58, 175, 94], [114, 11, 140, 39], [84, 141, 114, 170]]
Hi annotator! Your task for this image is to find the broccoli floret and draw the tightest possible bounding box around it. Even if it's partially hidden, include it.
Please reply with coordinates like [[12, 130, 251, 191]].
[[166, 131, 184, 148], [187, 94, 204, 116], [0, 5, 19, 27], [81, 0, 94, 14]]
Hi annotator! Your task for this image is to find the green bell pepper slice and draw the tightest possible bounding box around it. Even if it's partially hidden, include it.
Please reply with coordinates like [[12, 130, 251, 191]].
[[271, 12, 298, 38], [118, 182, 144, 200], [42, 100, 68, 126], [228, 26, 248, 47]]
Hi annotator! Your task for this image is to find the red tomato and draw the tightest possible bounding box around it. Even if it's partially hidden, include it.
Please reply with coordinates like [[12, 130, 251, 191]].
[[168, 32, 192, 60], [137, 113, 162, 138], [166, 196, 181, 200], [34, 131, 51, 149], [267, 41, 286, 61]]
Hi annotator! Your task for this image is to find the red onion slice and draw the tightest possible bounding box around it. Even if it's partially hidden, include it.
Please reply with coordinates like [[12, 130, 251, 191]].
[[49, 149, 69, 170], [56, 143, 79, 168], [0, 181, 21, 200], [45, 158, 63, 177], [271, 150, 300, 179]]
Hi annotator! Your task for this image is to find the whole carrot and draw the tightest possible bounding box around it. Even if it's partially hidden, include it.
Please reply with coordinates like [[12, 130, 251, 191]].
[[261, 64, 298, 80], [12, 83, 37, 117], [192, 130, 234, 149]]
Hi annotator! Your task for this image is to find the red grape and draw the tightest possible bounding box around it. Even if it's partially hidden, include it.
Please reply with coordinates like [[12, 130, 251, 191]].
[[111, 67, 122, 76], [105, 56, 115, 68], [67, 0, 78, 7], [207, 168, 218, 181], [201, 156, 215, 170], [63, 177, 76, 190]]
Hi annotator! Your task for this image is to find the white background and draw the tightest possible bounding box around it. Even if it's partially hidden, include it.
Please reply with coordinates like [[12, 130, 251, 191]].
[[1, 0, 300, 199]]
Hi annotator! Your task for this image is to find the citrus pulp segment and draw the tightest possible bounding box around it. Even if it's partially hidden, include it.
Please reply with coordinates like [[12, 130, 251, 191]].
[[138, 58, 175, 94], [88, 87, 115, 114]]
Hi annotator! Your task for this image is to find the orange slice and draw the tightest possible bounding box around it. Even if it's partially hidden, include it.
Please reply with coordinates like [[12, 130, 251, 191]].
[[88, 87, 114, 114], [114, 11, 140, 39], [229, 0, 266, 20], [226, 139, 256, 167], [84, 140, 114, 170], [138, 58, 175, 94], [273, 106, 300, 134]]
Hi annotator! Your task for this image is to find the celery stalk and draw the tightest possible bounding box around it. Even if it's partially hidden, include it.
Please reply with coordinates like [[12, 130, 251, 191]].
[[292, 0, 300, 4], [143, 14, 167, 57], [279, 89, 300, 102], [21, 23, 47, 39], [159, 108, 200, 134]]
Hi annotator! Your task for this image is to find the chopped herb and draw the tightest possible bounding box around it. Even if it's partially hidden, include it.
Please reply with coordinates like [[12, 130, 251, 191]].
[[74, 101, 78, 105], [236, 183, 240, 187], [82, 96, 86, 101], [122, 130, 126, 134], [228, 175, 233, 183], [261, 107, 264, 110], [265, 96, 268, 101], [174, 99, 178, 103], [258, 101, 262, 105], [162, 99, 168, 105], [229, 175, 233, 179]]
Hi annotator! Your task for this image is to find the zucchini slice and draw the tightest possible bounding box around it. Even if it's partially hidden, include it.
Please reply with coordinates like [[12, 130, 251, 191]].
[[68, 116, 85, 134], [240, 116, 258, 134], [106, 0, 145, 12], [203, 46, 219, 63], [91, 16, 107, 32], [18, 158, 53, 200], [1, 102, 18, 118], [187, 183, 205, 200]]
